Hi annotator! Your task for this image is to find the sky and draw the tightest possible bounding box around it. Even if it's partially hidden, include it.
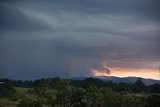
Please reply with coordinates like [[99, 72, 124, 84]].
[[0, 0, 160, 80]]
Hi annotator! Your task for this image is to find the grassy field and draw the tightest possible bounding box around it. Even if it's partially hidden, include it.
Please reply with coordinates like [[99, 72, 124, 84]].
[[0, 98, 17, 107], [15, 87, 30, 94]]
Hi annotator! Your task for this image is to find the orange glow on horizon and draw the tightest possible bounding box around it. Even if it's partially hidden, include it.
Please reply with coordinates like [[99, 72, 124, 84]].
[[91, 68, 110, 76], [91, 67, 159, 80]]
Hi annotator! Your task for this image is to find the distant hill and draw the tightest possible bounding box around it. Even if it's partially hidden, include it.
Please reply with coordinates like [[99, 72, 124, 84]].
[[71, 76, 159, 86]]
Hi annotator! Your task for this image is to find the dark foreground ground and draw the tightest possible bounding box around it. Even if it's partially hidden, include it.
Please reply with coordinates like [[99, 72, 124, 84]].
[[0, 77, 160, 107]]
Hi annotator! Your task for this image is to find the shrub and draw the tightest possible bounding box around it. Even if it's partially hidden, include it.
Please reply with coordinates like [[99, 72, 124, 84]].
[[17, 97, 42, 107], [147, 94, 160, 107], [0, 83, 16, 97]]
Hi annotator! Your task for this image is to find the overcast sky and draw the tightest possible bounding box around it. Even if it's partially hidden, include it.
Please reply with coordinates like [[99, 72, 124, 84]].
[[0, 0, 160, 80]]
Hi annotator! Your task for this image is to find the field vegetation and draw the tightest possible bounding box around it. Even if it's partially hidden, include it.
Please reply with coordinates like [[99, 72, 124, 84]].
[[0, 77, 160, 107]]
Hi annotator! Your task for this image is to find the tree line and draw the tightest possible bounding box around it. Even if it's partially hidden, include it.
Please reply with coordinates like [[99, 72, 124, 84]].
[[0, 77, 160, 93], [0, 77, 160, 107]]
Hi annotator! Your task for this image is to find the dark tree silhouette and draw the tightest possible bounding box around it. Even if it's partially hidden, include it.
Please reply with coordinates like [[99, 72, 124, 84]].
[[134, 78, 145, 92]]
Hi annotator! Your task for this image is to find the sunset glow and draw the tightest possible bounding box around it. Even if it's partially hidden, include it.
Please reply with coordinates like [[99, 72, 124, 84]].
[[91, 68, 110, 76], [91, 67, 159, 80]]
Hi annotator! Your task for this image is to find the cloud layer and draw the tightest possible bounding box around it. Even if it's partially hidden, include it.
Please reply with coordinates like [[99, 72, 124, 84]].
[[0, 0, 160, 80]]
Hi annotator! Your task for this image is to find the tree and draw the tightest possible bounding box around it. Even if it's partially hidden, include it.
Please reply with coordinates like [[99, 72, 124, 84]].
[[0, 83, 16, 97], [148, 84, 160, 93], [55, 79, 71, 106], [147, 94, 160, 107], [84, 77, 103, 88], [69, 87, 85, 107], [134, 78, 145, 92], [100, 87, 122, 107], [33, 79, 50, 104], [86, 86, 101, 107]]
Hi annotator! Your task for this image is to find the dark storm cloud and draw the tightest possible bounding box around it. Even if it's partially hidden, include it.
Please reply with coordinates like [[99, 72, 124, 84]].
[[0, 3, 52, 32], [0, 0, 160, 80]]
